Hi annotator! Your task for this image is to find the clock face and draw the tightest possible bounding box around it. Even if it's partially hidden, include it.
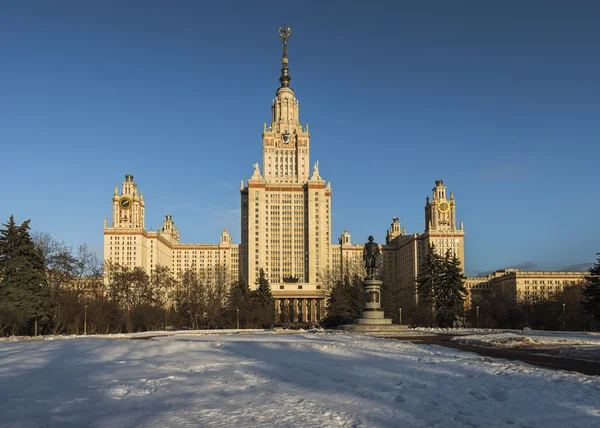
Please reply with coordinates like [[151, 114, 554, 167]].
[[119, 196, 132, 209], [282, 130, 290, 144], [437, 201, 450, 214]]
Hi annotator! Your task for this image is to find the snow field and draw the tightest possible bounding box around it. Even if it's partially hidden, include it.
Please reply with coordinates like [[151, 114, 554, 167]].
[[0, 333, 599, 427]]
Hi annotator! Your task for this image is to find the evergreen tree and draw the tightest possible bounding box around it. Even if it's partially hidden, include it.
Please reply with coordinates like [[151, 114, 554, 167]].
[[417, 245, 445, 326], [252, 269, 274, 327], [417, 245, 466, 328], [323, 273, 362, 328], [254, 269, 272, 301], [0, 216, 50, 334], [227, 279, 251, 327], [582, 253, 600, 325], [436, 251, 467, 328]]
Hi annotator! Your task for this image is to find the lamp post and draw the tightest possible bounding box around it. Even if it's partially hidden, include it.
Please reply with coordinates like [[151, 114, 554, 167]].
[[476, 306, 480, 329], [84, 305, 87, 335], [236, 307, 240, 329], [399, 308, 402, 325], [562, 303, 566, 331]]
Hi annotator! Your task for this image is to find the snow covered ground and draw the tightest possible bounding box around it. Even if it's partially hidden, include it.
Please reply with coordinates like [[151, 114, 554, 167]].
[[450, 331, 600, 361], [1, 332, 600, 427]]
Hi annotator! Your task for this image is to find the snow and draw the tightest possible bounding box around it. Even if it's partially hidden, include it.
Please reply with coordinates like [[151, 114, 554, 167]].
[[451, 331, 600, 361], [1, 332, 600, 427]]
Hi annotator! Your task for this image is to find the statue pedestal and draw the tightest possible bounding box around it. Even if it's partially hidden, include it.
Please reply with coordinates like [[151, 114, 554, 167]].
[[338, 278, 408, 335]]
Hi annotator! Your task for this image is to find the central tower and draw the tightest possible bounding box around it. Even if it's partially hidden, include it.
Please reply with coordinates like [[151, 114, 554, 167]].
[[240, 27, 330, 322], [261, 26, 310, 184]]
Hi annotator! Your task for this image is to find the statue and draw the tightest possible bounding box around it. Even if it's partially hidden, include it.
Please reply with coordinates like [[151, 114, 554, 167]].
[[363, 236, 380, 279], [312, 161, 321, 180]]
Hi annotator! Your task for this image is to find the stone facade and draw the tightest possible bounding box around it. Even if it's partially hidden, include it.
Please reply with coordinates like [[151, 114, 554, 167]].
[[102, 30, 469, 324], [382, 179, 465, 305], [466, 269, 586, 306], [239, 31, 331, 322], [103, 175, 240, 284]]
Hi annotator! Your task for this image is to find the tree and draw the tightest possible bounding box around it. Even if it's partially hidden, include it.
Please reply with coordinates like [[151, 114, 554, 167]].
[[174, 269, 206, 329], [252, 269, 274, 327], [322, 272, 362, 328], [582, 253, 600, 326], [417, 246, 466, 328], [32, 233, 78, 334], [105, 262, 150, 332], [0, 216, 50, 335], [436, 252, 467, 328], [226, 280, 251, 328], [417, 245, 445, 326]]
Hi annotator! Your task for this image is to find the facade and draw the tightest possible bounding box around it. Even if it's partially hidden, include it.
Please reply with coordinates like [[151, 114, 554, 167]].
[[382, 179, 465, 305], [467, 269, 586, 306], [102, 29, 470, 323], [103, 175, 240, 284], [239, 27, 329, 322]]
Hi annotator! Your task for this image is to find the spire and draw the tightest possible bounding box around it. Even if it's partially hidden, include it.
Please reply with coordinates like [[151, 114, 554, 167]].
[[278, 26, 292, 88]]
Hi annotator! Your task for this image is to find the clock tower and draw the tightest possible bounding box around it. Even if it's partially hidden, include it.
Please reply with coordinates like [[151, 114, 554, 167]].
[[110, 174, 145, 229], [425, 179, 458, 233], [422, 179, 465, 270]]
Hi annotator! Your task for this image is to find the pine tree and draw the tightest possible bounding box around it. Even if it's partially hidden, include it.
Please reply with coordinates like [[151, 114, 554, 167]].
[[0, 216, 50, 334], [436, 251, 467, 328], [417, 245, 445, 325], [227, 279, 251, 327], [582, 253, 600, 325], [323, 273, 362, 328], [254, 269, 273, 303], [417, 245, 466, 328], [252, 269, 274, 327]]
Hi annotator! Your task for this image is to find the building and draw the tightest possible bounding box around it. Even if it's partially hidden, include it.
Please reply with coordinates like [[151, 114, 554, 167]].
[[382, 179, 466, 305], [239, 27, 329, 322], [466, 269, 586, 306], [103, 175, 240, 284], [102, 28, 469, 323]]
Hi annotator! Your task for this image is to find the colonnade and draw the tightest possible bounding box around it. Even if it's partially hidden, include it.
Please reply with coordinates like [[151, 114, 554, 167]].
[[274, 298, 324, 324]]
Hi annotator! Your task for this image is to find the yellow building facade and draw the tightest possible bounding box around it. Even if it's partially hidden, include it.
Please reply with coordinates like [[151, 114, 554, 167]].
[[382, 179, 466, 305], [102, 29, 471, 323], [103, 175, 240, 284], [467, 269, 586, 306], [239, 27, 330, 322]]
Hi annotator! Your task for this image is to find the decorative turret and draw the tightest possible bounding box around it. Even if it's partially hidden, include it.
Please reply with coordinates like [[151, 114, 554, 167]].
[[159, 215, 180, 244], [110, 174, 145, 229], [424, 179, 461, 232], [220, 228, 232, 245], [386, 217, 402, 244]]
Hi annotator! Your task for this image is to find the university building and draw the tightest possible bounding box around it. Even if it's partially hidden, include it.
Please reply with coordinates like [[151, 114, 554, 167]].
[[103, 175, 240, 285], [466, 269, 586, 307], [103, 28, 469, 322], [239, 27, 330, 322], [382, 179, 465, 305]]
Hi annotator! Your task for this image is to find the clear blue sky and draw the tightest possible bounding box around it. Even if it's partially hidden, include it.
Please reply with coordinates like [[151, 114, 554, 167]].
[[1, 1, 599, 276]]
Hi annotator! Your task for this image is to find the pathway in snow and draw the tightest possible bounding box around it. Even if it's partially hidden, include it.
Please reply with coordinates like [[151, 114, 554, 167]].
[[396, 334, 600, 375], [1, 333, 599, 427]]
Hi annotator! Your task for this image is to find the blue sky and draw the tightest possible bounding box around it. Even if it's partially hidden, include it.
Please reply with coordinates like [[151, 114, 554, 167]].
[[1, 1, 599, 276]]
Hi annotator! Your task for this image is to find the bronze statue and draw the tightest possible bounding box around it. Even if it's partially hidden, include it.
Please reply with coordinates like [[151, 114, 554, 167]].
[[363, 236, 380, 279]]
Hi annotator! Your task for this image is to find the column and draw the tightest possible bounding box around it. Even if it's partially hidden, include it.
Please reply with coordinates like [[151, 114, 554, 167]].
[[301, 299, 307, 323], [288, 299, 294, 323], [284, 299, 290, 323], [316, 299, 321, 322], [306, 299, 312, 323]]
